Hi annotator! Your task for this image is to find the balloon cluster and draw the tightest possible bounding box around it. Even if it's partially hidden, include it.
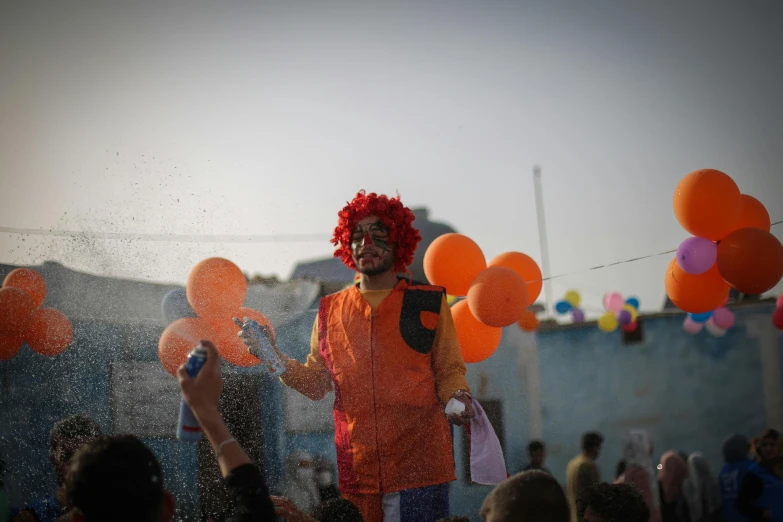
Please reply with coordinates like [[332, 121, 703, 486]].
[[158, 258, 274, 376], [0, 268, 73, 360], [667, 169, 783, 313], [683, 305, 735, 337], [597, 292, 641, 333], [423, 234, 542, 363], [773, 295, 783, 331], [554, 291, 585, 323]]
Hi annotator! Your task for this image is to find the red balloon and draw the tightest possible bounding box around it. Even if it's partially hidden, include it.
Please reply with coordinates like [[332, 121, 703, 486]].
[[26, 308, 73, 356], [186, 258, 247, 319], [158, 318, 215, 376], [0, 287, 36, 336], [210, 308, 276, 367], [622, 321, 638, 333], [467, 266, 529, 327], [717, 228, 783, 294], [3, 268, 47, 308], [0, 335, 23, 360], [451, 300, 503, 363], [773, 307, 783, 331]]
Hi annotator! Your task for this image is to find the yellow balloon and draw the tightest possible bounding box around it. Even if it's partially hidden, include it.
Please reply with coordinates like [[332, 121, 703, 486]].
[[623, 304, 638, 323], [564, 290, 581, 307], [598, 312, 618, 332], [446, 294, 459, 305]]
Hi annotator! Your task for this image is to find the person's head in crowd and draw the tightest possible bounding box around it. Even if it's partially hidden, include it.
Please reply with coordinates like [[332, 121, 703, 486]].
[[658, 451, 688, 502], [755, 428, 781, 463], [582, 431, 604, 460], [577, 482, 650, 522], [50, 415, 103, 486], [623, 430, 654, 468], [527, 440, 546, 469], [615, 460, 626, 479], [722, 434, 751, 463], [480, 470, 569, 522], [66, 435, 175, 522], [311, 498, 364, 522]]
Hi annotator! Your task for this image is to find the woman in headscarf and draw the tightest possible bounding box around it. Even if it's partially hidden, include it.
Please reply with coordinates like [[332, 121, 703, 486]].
[[615, 430, 662, 522], [659, 451, 690, 522], [682, 453, 722, 522], [719, 434, 753, 522], [737, 429, 783, 521]]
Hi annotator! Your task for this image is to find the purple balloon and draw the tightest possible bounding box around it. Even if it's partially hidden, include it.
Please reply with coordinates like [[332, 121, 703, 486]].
[[572, 308, 585, 323], [617, 309, 632, 326], [676, 236, 718, 275]]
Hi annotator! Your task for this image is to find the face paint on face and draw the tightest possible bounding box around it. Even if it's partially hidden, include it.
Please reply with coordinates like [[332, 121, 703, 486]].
[[351, 218, 394, 275]]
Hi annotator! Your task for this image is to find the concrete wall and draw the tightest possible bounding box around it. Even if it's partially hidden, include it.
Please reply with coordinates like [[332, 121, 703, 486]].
[[449, 301, 781, 521], [2, 262, 780, 522]]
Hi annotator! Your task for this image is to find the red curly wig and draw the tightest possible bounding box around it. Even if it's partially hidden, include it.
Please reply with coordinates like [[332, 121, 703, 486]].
[[332, 191, 421, 272]]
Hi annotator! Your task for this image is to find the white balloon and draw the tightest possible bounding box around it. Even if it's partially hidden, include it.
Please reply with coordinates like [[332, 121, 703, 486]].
[[705, 321, 727, 337]]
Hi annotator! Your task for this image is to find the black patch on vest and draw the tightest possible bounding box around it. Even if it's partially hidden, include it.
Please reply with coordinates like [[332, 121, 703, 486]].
[[399, 289, 442, 354]]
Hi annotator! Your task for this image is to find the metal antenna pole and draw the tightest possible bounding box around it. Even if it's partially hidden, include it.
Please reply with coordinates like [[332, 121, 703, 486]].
[[533, 165, 553, 318]]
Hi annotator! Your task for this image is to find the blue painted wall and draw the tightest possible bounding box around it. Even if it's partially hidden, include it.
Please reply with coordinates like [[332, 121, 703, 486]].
[[2, 301, 779, 522], [449, 303, 778, 521]]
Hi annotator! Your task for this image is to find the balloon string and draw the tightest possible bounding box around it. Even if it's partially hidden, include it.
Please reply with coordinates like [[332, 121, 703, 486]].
[[1, 220, 781, 283], [0, 226, 326, 243], [534, 218, 783, 284]]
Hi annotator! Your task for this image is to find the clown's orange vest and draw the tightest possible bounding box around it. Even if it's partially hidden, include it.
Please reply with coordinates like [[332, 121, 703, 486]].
[[318, 278, 455, 494]]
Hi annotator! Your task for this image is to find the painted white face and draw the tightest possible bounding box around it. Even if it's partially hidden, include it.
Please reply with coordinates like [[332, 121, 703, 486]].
[[351, 216, 394, 275]]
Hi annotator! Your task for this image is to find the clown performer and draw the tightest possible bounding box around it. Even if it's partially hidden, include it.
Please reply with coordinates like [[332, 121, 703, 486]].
[[238, 191, 475, 522]]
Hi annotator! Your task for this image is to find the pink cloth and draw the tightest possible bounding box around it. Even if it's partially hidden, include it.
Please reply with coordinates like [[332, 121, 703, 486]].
[[468, 398, 508, 485]]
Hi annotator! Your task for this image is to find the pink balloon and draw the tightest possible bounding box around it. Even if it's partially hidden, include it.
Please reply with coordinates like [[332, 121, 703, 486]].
[[683, 317, 703, 334], [777, 294, 783, 309], [604, 292, 625, 312], [711, 307, 735, 330]]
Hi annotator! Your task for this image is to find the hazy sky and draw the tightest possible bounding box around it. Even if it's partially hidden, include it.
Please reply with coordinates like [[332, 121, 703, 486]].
[[1, 0, 781, 317]]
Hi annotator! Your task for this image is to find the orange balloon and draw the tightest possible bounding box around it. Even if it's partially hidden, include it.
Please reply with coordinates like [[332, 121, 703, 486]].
[[517, 310, 540, 332], [26, 308, 73, 356], [489, 252, 543, 303], [665, 258, 730, 313], [717, 228, 783, 294], [0, 335, 23, 360], [3, 268, 47, 308], [0, 287, 36, 336], [673, 169, 741, 241], [451, 300, 503, 363], [186, 258, 247, 319], [423, 234, 486, 297], [158, 318, 215, 376], [467, 266, 529, 327], [732, 195, 771, 233], [210, 308, 276, 367]]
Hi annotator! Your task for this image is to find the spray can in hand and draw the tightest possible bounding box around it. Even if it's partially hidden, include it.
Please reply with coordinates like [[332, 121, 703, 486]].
[[177, 343, 208, 441], [233, 317, 287, 376]]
